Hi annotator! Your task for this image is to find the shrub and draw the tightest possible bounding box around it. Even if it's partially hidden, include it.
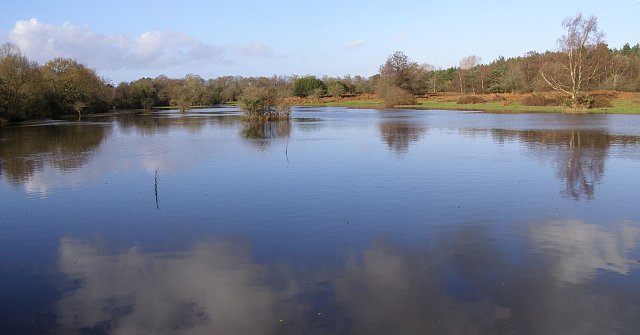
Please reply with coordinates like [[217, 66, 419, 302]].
[[522, 95, 559, 106], [564, 94, 594, 110], [590, 95, 613, 108], [238, 86, 290, 120], [456, 96, 485, 104], [379, 85, 416, 108]]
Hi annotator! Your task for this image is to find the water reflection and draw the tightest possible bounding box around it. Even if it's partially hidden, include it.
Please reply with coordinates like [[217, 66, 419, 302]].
[[378, 120, 427, 154], [56, 218, 640, 334], [241, 121, 291, 151], [115, 112, 239, 136], [0, 112, 242, 194], [0, 123, 110, 185], [530, 219, 640, 284], [57, 239, 286, 335], [490, 129, 640, 199]]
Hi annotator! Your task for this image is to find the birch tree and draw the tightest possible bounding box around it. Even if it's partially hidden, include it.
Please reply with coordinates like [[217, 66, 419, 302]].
[[540, 13, 604, 108]]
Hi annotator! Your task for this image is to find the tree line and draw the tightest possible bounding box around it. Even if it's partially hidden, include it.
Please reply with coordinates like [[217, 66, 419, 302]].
[[1, 14, 639, 122]]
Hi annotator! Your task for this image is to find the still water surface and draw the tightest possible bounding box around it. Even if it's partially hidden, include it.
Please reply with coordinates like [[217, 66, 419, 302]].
[[1, 107, 640, 334]]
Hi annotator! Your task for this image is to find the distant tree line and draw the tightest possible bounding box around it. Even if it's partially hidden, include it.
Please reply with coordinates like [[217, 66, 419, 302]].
[[378, 14, 640, 108], [378, 43, 640, 99], [1, 12, 639, 122]]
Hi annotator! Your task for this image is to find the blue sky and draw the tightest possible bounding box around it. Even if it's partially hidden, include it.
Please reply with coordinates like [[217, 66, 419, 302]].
[[1, 0, 638, 83]]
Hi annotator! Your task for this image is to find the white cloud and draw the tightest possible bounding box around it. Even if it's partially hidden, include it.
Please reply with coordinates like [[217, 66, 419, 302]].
[[346, 39, 366, 49], [7, 19, 272, 72]]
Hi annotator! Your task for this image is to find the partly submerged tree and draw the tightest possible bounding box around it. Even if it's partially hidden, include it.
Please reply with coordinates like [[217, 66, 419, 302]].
[[238, 85, 290, 120], [540, 13, 604, 109]]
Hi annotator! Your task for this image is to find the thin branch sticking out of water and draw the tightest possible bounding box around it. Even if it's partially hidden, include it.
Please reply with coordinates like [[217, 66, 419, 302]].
[[154, 169, 160, 210], [285, 141, 289, 163]]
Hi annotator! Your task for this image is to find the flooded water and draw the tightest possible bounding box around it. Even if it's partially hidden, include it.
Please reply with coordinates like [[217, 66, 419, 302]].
[[1, 107, 640, 334]]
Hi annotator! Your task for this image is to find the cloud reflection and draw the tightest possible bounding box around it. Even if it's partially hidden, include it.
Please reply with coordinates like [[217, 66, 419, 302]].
[[56, 219, 640, 334], [530, 219, 640, 284], [57, 239, 282, 335]]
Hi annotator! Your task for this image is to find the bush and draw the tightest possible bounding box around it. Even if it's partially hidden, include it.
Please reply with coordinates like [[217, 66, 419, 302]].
[[590, 95, 613, 108], [456, 96, 485, 104], [292, 76, 327, 97], [379, 85, 416, 108], [238, 86, 290, 120], [522, 95, 559, 106], [564, 94, 593, 110]]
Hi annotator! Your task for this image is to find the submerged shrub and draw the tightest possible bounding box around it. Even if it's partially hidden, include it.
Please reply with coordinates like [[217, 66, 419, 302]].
[[238, 86, 290, 120]]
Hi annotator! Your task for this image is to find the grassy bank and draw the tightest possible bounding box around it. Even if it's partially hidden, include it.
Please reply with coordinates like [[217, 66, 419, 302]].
[[292, 91, 640, 114]]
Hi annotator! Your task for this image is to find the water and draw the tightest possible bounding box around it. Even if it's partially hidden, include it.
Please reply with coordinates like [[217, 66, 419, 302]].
[[1, 107, 639, 334]]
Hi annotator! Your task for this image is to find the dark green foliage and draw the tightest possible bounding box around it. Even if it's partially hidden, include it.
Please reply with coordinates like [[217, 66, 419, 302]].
[[292, 76, 327, 97], [209, 86, 224, 105]]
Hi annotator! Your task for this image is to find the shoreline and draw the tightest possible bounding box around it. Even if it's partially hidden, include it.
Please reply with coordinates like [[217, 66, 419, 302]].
[[291, 91, 640, 115]]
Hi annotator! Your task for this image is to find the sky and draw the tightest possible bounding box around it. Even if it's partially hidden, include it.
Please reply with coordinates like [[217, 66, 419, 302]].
[[1, 0, 639, 83]]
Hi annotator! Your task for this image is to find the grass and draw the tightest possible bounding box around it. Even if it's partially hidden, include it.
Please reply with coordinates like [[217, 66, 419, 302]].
[[151, 92, 640, 114], [295, 91, 640, 114], [413, 100, 564, 113]]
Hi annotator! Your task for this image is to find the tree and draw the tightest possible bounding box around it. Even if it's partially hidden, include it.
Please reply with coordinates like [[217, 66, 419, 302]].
[[458, 55, 481, 94], [377, 51, 418, 107], [238, 85, 290, 120], [167, 74, 206, 112], [540, 13, 604, 108], [292, 76, 326, 97], [0, 43, 45, 121], [41, 58, 112, 116], [327, 81, 348, 98]]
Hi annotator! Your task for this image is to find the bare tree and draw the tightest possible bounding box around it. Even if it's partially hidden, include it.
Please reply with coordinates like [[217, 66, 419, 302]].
[[540, 13, 604, 108], [458, 55, 481, 94], [377, 51, 418, 107]]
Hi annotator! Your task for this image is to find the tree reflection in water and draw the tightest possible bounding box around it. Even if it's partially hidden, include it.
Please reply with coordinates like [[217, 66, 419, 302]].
[[0, 123, 110, 184], [241, 120, 291, 151], [378, 120, 427, 155], [490, 129, 639, 199]]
